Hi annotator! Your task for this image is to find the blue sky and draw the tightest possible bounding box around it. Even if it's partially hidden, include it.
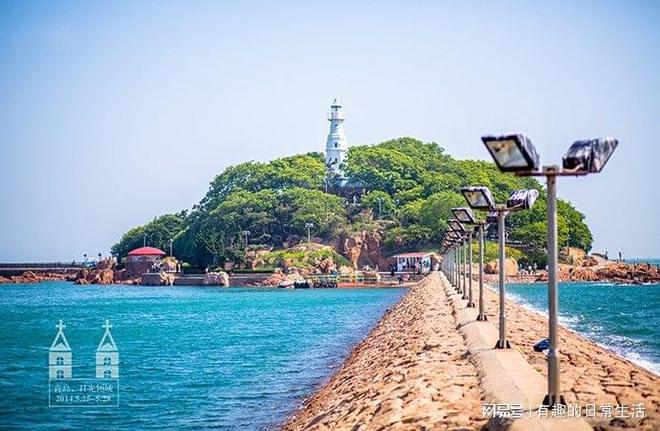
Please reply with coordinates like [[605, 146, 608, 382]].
[[1, 1, 659, 261]]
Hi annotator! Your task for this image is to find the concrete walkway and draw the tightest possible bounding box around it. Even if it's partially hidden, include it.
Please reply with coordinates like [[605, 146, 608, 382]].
[[440, 273, 591, 430]]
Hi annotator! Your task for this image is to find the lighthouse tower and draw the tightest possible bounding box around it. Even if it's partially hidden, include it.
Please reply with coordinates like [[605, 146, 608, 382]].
[[325, 98, 348, 178]]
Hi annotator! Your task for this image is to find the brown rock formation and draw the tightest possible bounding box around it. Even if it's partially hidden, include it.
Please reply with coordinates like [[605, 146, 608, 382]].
[[338, 229, 387, 269], [484, 257, 518, 276], [203, 271, 229, 286], [561, 246, 586, 266]]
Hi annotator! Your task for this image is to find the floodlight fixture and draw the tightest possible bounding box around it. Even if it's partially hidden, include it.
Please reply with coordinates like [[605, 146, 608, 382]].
[[451, 207, 477, 224], [460, 186, 495, 210], [507, 189, 539, 210], [562, 137, 618, 174], [482, 133, 540, 173], [448, 219, 466, 232]]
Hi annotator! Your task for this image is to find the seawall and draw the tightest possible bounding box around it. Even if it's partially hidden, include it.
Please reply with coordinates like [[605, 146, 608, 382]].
[[283, 273, 659, 430]]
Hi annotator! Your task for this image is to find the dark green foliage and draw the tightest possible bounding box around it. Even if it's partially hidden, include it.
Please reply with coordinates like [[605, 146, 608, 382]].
[[111, 212, 187, 261], [112, 137, 593, 266]]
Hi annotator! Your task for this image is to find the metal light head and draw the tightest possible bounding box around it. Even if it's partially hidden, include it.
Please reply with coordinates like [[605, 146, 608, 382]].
[[448, 219, 466, 232], [482, 133, 540, 173], [486, 210, 499, 224], [460, 186, 495, 210], [506, 189, 539, 210], [451, 207, 477, 224], [562, 137, 618, 174], [447, 230, 460, 240]]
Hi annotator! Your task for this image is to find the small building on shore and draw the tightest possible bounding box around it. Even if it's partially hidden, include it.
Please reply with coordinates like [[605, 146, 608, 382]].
[[392, 252, 433, 273], [125, 246, 166, 275]]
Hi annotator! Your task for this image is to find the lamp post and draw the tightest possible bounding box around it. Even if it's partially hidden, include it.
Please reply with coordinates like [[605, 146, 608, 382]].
[[461, 185, 538, 349], [449, 219, 470, 301], [453, 207, 485, 311], [169, 239, 173, 257], [482, 133, 618, 407], [242, 230, 251, 249], [305, 223, 314, 243], [447, 230, 460, 290]]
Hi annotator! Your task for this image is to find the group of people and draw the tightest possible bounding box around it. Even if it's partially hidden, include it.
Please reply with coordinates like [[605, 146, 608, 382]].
[[518, 262, 538, 275]]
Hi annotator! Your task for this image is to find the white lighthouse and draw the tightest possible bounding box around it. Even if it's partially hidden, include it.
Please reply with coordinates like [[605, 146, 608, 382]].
[[325, 98, 348, 178]]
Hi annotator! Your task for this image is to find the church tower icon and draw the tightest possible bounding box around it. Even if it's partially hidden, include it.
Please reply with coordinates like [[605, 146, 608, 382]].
[[49, 320, 72, 379], [96, 319, 119, 379]]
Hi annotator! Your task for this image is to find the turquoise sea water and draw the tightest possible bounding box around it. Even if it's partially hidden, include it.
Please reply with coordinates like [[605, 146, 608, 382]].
[[506, 281, 660, 375], [0, 282, 406, 430]]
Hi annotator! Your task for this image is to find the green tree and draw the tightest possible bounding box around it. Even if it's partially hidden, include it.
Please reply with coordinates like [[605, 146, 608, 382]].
[[111, 212, 187, 261], [361, 190, 396, 220]]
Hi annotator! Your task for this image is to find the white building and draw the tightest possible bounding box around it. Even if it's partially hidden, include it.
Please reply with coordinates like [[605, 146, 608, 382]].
[[392, 252, 433, 273], [49, 319, 72, 379], [325, 98, 349, 178], [96, 319, 119, 379]]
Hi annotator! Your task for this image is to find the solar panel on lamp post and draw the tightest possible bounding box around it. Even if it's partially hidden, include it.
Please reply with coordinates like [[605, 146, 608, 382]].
[[461, 186, 538, 349], [482, 133, 618, 408]]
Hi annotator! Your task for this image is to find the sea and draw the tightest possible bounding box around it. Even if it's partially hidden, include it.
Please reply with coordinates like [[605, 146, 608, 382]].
[[0, 282, 406, 430], [507, 280, 660, 375]]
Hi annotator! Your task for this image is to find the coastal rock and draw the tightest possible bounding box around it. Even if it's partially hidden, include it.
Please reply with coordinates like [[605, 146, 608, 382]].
[[484, 258, 518, 276], [560, 246, 586, 266], [261, 268, 287, 286], [161, 256, 178, 272], [141, 272, 175, 286], [203, 271, 229, 286], [89, 269, 114, 285], [582, 256, 599, 267], [339, 229, 387, 270], [96, 258, 115, 271], [317, 257, 336, 274], [339, 265, 354, 274], [13, 271, 41, 283], [568, 266, 599, 281], [73, 267, 114, 285]]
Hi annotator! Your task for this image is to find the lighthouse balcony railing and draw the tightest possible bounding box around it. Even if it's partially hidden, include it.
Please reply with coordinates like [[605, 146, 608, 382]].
[[327, 112, 346, 120]]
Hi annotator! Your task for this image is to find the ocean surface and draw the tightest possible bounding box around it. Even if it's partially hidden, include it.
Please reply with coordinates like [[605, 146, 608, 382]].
[[0, 282, 406, 430], [507, 281, 660, 375]]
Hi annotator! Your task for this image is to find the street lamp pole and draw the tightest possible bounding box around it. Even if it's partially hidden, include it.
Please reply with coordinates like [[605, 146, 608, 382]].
[[477, 223, 486, 320], [456, 245, 463, 293], [467, 230, 475, 307], [242, 231, 251, 250], [305, 223, 314, 243], [546, 169, 561, 406], [462, 236, 468, 300], [496, 207, 510, 348]]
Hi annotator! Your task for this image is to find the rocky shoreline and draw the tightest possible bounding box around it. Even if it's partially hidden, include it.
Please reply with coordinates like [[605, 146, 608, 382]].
[[284, 273, 659, 430], [2, 260, 656, 287]]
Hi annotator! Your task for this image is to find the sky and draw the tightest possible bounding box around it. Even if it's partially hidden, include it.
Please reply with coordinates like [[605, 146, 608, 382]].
[[1, 0, 659, 262]]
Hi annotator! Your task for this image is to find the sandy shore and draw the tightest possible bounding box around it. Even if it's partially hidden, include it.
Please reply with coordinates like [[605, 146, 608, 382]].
[[480, 283, 659, 430], [283, 273, 659, 430]]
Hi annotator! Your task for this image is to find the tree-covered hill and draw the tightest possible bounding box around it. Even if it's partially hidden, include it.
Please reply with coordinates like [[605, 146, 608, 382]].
[[111, 137, 592, 267]]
